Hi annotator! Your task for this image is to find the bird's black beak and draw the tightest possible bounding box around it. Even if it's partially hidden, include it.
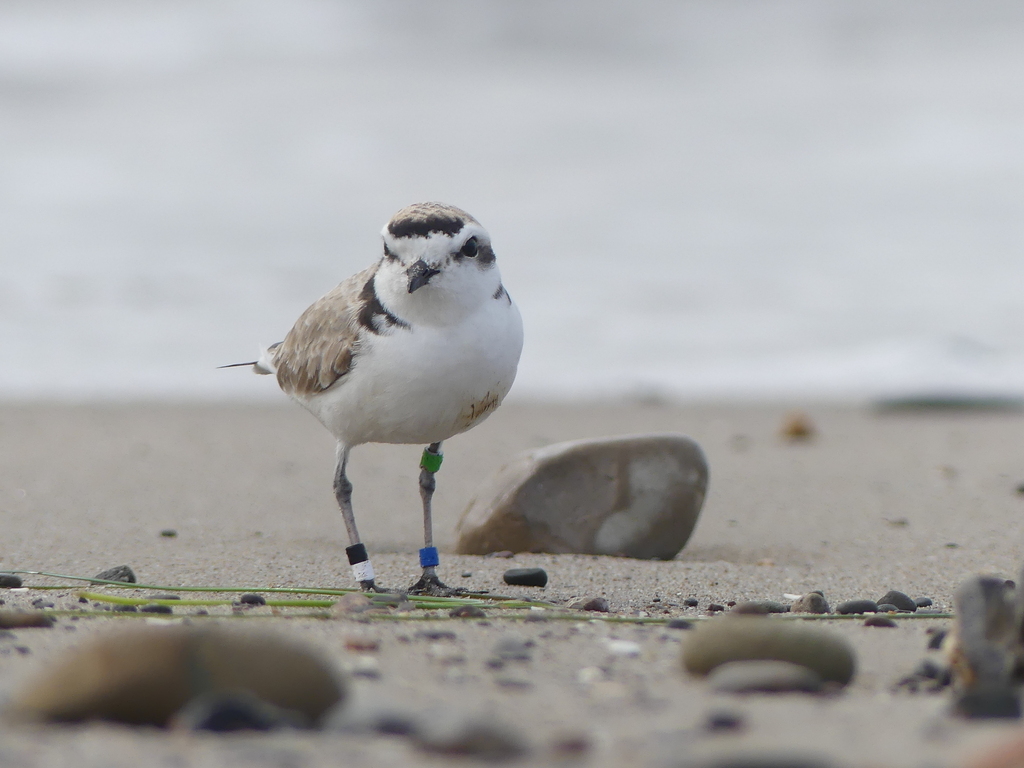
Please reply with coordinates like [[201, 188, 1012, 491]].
[[407, 260, 440, 293]]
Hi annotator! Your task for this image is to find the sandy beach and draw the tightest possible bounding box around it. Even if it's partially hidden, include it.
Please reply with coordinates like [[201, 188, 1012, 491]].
[[2, 401, 1024, 767]]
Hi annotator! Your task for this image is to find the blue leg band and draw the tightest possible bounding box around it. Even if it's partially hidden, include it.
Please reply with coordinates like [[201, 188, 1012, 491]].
[[419, 546, 440, 568]]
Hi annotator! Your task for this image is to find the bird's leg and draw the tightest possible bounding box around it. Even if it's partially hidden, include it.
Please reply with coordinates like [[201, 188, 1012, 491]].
[[334, 444, 384, 593], [409, 442, 462, 596]]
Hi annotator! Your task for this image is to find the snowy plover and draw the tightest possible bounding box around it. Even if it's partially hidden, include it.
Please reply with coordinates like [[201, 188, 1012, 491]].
[[225, 203, 524, 594]]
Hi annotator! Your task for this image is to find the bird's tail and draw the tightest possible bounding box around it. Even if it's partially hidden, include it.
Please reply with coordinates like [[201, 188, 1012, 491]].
[[218, 342, 281, 376]]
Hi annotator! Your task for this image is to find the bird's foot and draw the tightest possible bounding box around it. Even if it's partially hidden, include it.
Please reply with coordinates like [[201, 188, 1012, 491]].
[[359, 579, 389, 593], [408, 573, 466, 597]]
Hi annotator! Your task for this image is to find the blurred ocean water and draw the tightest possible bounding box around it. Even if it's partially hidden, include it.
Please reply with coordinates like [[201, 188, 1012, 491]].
[[1, 0, 1022, 402]]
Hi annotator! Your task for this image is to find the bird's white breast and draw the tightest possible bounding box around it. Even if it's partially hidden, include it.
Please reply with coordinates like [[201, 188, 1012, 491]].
[[298, 294, 523, 447]]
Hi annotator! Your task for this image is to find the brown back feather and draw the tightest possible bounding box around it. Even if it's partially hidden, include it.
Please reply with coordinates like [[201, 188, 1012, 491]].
[[273, 264, 376, 397]]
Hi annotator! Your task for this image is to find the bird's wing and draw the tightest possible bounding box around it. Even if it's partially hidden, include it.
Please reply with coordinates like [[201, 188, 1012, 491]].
[[272, 264, 378, 397]]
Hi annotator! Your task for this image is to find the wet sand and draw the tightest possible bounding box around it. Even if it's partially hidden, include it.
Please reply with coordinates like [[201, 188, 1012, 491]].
[[2, 402, 1024, 766]]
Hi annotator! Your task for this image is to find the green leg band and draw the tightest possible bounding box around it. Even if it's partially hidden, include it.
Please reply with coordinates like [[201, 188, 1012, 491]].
[[420, 447, 443, 473]]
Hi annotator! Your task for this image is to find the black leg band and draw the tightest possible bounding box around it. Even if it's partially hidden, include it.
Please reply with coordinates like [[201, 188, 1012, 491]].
[[346, 543, 369, 565]]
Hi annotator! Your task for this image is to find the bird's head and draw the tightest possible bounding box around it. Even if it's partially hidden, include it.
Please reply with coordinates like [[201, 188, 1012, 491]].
[[375, 203, 501, 323]]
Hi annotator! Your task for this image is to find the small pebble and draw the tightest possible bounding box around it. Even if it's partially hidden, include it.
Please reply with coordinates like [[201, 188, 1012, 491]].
[[732, 600, 789, 615], [927, 628, 948, 650], [343, 636, 380, 653], [667, 619, 694, 630], [1016, 482, 1024, 495], [570, 597, 609, 612], [789, 593, 830, 614], [704, 709, 746, 732], [876, 604, 899, 613], [415, 719, 527, 760], [415, 630, 458, 641], [707, 660, 824, 694], [835, 599, 878, 615], [140, 604, 173, 614], [781, 411, 816, 441], [683, 598, 699, 607], [239, 594, 267, 606], [492, 636, 533, 662], [864, 616, 897, 628], [149, 594, 181, 601], [0, 574, 23, 589], [92, 565, 136, 584], [30, 599, 54, 609], [954, 686, 1022, 719], [502, 568, 548, 588], [461, 572, 473, 578], [449, 605, 486, 619], [333, 593, 373, 615], [113, 605, 138, 613], [708, 604, 725, 613], [914, 597, 934, 608], [159, 529, 178, 538], [877, 590, 917, 612]]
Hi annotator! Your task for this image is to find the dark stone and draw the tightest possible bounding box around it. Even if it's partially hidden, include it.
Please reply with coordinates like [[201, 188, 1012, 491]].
[[953, 686, 1021, 719], [502, 568, 548, 588], [835, 599, 878, 615], [239, 594, 267, 606], [927, 629, 948, 650], [113, 605, 138, 613], [159, 530, 178, 538], [491, 636, 532, 662], [140, 604, 173, 614], [31, 600, 54, 609], [449, 605, 486, 619], [0, 574, 23, 588], [581, 597, 609, 613], [684, 598, 699, 607], [726, 601, 737, 607], [0, 612, 54, 629], [92, 566, 136, 584], [864, 616, 897, 628], [461, 572, 473, 578], [148, 594, 180, 601], [704, 709, 745, 732], [708, 604, 725, 612], [914, 597, 934, 608], [876, 604, 899, 613], [732, 600, 789, 615], [172, 690, 308, 731], [667, 619, 694, 630], [877, 590, 917, 612], [1016, 482, 1024, 495], [415, 630, 458, 641], [914, 658, 943, 679]]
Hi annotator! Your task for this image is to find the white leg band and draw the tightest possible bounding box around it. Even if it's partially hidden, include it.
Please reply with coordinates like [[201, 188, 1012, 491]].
[[351, 560, 375, 582]]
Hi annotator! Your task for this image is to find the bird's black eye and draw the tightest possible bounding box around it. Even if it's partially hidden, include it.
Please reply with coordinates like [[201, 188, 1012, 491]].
[[459, 237, 478, 258]]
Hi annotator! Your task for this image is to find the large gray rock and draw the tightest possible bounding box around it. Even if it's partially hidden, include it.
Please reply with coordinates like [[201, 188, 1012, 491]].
[[455, 434, 707, 560]]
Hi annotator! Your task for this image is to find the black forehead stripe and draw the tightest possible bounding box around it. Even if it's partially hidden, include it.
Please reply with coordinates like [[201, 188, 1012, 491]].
[[388, 212, 465, 238]]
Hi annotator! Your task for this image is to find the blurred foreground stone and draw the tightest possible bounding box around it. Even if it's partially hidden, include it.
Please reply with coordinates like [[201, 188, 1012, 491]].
[[455, 434, 707, 559], [683, 617, 856, 686], [5, 625, 345, 727]]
